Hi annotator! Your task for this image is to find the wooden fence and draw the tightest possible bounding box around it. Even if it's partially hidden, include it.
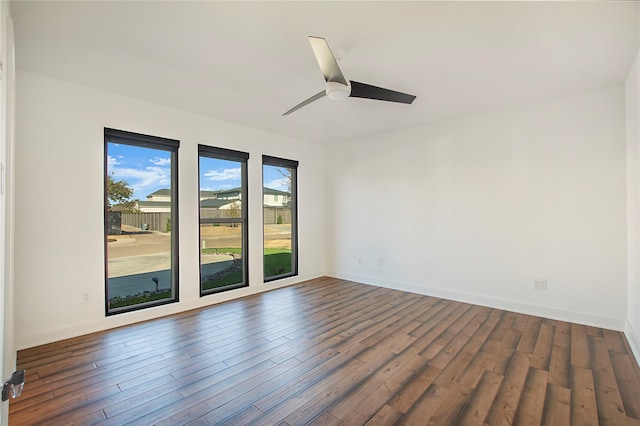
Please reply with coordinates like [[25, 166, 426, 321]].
[[108, 207, 291, 234], [121, 212, 172, 232], [264, 207, 291, 225]]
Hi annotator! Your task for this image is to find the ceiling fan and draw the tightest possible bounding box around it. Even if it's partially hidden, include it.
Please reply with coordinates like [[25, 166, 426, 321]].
[[283, 36, 416, 115]]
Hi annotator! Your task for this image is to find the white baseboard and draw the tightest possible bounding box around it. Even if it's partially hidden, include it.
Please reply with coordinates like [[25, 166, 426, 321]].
[[326, 270, 625, 331], [625, 320, 640, 367], [16, 271, 324, 351]]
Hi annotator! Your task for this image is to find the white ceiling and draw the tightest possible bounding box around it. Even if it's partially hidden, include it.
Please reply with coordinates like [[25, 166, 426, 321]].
[[10, 1, 640, 145]]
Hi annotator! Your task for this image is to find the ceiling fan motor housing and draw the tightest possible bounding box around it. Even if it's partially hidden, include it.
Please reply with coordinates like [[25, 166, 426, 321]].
[[326, 81, 351, 100]]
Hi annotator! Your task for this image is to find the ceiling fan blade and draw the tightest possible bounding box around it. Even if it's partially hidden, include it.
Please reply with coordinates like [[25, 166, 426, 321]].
[[308, 36, 348, 86], [282, 90, 326, 116], [349, 81, 416, 104]]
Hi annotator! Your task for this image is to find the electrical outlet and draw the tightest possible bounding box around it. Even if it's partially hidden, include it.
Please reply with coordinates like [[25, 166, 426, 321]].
[[532, 279, 547, 291], [82, 292, 90, 303], [378, 258, 384, 267]]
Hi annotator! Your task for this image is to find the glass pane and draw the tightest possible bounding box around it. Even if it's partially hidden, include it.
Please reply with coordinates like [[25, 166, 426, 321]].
[[106, 142, 174, 311], [263, 164, 293, 279], [199, 152, 246, 294], [199, 156, 243, 218], [200, 223, 244, 290]]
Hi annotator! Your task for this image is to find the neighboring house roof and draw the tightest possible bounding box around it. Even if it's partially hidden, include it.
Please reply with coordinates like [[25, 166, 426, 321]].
[[215, 187, 290, 197], [200, 190, 219, 199], [147, 189, 171, 198], [264, 187, 289, 196], [215, 187, 242, 198], [200, 199, 236, 208], [147, 187, 291, 201]]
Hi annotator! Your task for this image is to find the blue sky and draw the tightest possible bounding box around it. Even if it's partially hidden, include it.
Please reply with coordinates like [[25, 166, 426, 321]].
[[263, 165, 291, 192], [108, 142, 290, 201], [199, 159, 290, 193], [107, 143, 171, 200]]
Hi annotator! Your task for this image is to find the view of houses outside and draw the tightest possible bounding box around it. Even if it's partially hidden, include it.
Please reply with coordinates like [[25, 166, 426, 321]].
[[198, 155, 246, 291], [106, 141, 176, 311], [263, 164, 294, 279], [106, 144, 294, 306]]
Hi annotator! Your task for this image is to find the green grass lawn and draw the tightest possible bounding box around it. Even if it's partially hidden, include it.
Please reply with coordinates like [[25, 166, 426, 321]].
[[109, 290, 172, 310], [263, 249, 293, 277], [200, 248, 292, 290]]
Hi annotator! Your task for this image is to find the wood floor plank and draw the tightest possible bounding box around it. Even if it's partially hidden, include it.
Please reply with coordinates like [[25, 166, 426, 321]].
[[588, 335, 621, 390], [486, 328, 523, 375], [457, 350, 494, 389], [185, 418, 212, 426], [425, 381, 473, 425], [570, 365, 600, 426], [249, 354, 369, 424], [8, 277, 640, 425], [455, 370, 504, 426], [461, 308, 492, 339], [252, 347, 366, 414], [628, 415, 640, 426], [570, 323, 591, 369], [513, 368, 548, 426], [610, 351, 640, 419], [399, 382, 450, 424], [467, 312, 501, 346], [586, 326, 604, 338], [429, 329, 473, 370], [487, 311, 516, 343], [530, 323, 554, 371], [281, 349, 397, 425], [602, 329, 628, 354], [484, 350, 531, 425], [327, 349, 422, 420], [594, 383, 627, 425], [517, 316, 543, 355], [548, 323, 570, 388], [216, 405, 263, 426], [511, 313, 532, 333], [308, 411, 340, 426], [333, 353, 428, 425], [541, 383, 571, 426], [387, 364, 442, 414], [154, 357, 302, 426], [365, 404, 403, 425], [204, 349, 338, 425], [42, 408, 107, 426]]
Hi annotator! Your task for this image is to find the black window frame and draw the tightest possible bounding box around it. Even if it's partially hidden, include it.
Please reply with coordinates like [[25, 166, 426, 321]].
[[104, 128, 180, 316], [198, 145, 249, 295], [263, 155, 299, 282]]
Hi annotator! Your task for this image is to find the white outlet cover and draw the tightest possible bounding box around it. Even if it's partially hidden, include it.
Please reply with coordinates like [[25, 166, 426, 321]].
[[532, 279, 548, 291]]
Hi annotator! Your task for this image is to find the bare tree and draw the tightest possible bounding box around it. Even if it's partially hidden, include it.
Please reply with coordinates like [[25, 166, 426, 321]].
[[276, 167, 292, 195], [226, 201, 241, 218]]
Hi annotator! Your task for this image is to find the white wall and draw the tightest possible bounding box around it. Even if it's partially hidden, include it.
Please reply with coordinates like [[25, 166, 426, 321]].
[[626, 49, 640, 362], [326, 85, 628, 330], [13, 71, 325, 350], [0, 1, 15, 424]]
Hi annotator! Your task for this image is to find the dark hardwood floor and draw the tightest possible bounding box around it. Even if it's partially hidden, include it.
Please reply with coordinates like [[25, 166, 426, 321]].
[[9, 277, 640, 425]]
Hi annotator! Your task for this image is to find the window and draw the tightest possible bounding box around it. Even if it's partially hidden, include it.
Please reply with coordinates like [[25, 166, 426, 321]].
[[104, 128, 179, 315], [199, 145, 249, 294], [263, 155, 298, 281]]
